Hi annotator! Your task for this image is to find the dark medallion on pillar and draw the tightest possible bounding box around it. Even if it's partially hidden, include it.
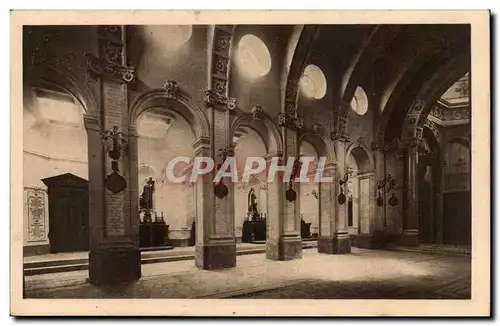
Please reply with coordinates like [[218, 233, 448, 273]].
[[102, 126, 127, 194]]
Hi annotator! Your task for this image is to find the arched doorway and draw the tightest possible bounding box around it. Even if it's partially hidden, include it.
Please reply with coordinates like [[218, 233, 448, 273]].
[[346, 145, 375, 244], [233, 127, 268, 243], [299, 140, 319, 239], [136, 107, 196, 247]]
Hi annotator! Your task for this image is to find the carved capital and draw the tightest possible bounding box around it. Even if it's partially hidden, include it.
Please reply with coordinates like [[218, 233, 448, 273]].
[[204, 89, 237, 113], [85, 53, 135, 84]]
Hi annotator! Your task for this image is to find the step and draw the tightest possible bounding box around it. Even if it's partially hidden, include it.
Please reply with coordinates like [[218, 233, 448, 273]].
[[24, 243, 318, 276]]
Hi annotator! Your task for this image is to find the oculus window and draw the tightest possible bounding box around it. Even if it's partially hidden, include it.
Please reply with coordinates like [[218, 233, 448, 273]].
[[299, 64, 327, 100]]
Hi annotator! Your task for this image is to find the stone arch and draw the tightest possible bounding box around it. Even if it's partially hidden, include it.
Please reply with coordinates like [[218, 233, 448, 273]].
[[283, 26, 320, 116], [229, 113, 283, 154], [129, 88, 210, 140], [35, 63, 98, 117], [402, 56, 469, 142], [345, 143, 374, 174], [423, 119, 442, 145], [375, 38, 470, 146], [298, 132, 336, 163]]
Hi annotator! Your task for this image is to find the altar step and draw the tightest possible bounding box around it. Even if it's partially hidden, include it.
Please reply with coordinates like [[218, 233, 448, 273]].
[[24, 241, 318, 276]]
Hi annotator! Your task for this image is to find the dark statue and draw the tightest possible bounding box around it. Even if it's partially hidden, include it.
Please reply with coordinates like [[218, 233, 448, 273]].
[[248, 188, 259, 220], [140, 177, 155, 210]]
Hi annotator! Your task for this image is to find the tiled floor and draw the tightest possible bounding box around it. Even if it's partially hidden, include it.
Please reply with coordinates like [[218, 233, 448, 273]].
[[24, 247, 471, 299]]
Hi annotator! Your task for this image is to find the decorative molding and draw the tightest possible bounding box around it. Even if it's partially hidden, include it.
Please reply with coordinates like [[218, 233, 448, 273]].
[[428, 105, 470, 126], [251, 104, 264, 121], [278, 104, 304, 130], [164, 80, 179, 99], [85, 53, 135, 84], [85, 25, 135, 84], [203, 89, 237, 113]]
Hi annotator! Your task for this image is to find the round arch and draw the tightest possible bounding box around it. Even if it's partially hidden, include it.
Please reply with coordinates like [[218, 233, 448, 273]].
[[298, 132, 336, 163], [345, 142, 374, 174], [376, 41, 470, 146], [35, 63, 98, 117], [229, 113, 283, 154], [129, 89, 210, 140]]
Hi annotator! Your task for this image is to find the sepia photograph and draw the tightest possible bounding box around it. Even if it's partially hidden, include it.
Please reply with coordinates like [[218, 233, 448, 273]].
[[10, 10, 490, 316]]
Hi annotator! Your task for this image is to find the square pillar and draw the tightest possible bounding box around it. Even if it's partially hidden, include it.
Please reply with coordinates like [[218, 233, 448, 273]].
[[400, 138, 421, 247], [86, 26, 141, 285], [265, 130, 302, 261], [195, 91, 237, 270]]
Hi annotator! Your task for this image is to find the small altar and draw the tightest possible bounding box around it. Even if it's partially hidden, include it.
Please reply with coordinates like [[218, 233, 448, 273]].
[[138, 177, 173, 249]]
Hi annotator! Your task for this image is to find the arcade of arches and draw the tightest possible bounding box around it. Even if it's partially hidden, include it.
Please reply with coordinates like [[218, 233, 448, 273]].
[[23, 24, 471, 284]]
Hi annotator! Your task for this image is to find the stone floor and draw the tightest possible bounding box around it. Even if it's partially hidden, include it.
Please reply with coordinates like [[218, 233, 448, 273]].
[[24, 247, 471, 299]]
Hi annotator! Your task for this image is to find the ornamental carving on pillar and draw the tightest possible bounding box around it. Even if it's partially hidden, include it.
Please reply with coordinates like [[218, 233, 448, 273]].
[[101, 126, 128, 194], [204, 89, 237, 113], [86, 25, 135, 84], [252, 104, 264, 121], [214, 144, 235, 199], [278, 104, 304, 130], [85, 53, 135, 83], [311, 123, 322, 135], [164, 80, 179, 99]]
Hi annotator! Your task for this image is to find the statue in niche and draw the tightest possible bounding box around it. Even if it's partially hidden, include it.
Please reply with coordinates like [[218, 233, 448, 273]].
[[140, 177, 155, 211], [247, 188, 259, 221]]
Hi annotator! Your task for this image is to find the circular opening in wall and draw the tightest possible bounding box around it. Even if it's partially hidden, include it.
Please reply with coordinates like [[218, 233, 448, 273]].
[[143, 25, 193, 51], [351, 86, 368, 115], [299, 64, 327, 99], [236, 34, 272, 79]]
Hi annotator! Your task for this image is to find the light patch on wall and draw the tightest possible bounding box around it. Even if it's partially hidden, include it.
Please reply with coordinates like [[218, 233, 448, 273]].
[[235, 34, 271, 80], [37, 97, 83, 127], [299, 64, 327, 100], [142, 25, 192, 52], [351, 86, 368, 115], [137, 113, 173, 139]]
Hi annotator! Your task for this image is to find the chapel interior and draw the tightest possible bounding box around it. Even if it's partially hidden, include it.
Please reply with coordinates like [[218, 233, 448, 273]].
[[22, 24, 471, 285]]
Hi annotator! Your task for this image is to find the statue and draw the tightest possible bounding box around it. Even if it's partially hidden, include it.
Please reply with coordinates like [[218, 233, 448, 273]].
[[247, 188, 259, 220], [140, 177, 155, 211]]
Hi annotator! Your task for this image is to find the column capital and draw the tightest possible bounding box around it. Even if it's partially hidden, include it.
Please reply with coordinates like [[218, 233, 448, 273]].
[[193, 136, 211, 155], [278, 103, 304, 131], [83, 114, 100, 132], [203, 89, 237, 113]]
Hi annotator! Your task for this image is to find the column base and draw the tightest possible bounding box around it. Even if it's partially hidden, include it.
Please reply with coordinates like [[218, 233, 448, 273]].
[[351, 233, 390, 249], [195, 242, 236, 270], [266, 235, 302, 261], [318, 232, 351, 254], [398, 229, 419, 247], [88, 247, 141, 285]]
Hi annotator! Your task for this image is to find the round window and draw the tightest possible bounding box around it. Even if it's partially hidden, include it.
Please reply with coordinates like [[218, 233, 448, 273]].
[[351, 86, 368, 115], [299, 64, 327, 99], [236, 34, 272, 79]]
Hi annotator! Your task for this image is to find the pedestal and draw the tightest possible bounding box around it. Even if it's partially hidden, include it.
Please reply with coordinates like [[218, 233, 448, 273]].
[[399, 229, 419, 247], [266, 235, 302, 261], [318, 232, 351, 254], [89, 247, 141, 285], [195, 242, 236, 270]]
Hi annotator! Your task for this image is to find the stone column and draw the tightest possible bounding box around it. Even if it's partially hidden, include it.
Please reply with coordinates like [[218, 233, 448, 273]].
[[265, 129, 302, 261], [400, 138, 421, 247], [195, 90, 237, 269], [86, 25, 141, 284], [332, 139, 351, 253], [317, 161, 338, 254], [434, 156, 445, 244], [372, 143, 386, 233]]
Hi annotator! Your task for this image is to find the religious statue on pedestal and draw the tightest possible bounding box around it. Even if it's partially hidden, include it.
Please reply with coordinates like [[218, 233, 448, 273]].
[[140, 177, 155, 223], [247, 188, 259, 221]]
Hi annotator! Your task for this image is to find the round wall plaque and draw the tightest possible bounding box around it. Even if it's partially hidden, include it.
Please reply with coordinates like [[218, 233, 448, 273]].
[[105, 171, 127, 194]]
